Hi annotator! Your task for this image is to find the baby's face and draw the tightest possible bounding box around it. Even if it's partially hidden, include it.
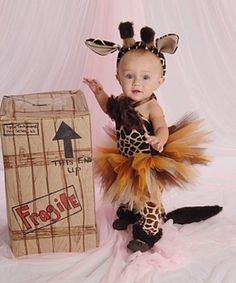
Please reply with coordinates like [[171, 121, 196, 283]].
[[116, 50, 165, 101]]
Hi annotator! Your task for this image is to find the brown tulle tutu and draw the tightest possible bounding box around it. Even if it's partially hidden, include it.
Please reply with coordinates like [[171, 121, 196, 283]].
[[94, 113, 211, 211]]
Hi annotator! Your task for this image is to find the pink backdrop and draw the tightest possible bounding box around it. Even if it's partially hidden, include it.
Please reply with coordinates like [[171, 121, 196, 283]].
[[0, 0, 235, 149]]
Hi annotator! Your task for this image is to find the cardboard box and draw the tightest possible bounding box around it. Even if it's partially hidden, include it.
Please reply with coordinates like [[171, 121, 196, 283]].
[[0, 90, 98, 257]]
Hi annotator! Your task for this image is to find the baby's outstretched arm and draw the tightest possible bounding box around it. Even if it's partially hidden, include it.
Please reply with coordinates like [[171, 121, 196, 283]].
[[83, 78, 109, 113], [145, 101, 169, 152]]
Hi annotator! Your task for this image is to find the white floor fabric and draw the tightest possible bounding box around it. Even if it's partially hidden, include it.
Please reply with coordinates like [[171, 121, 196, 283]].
[[0, 154, 236, 283]]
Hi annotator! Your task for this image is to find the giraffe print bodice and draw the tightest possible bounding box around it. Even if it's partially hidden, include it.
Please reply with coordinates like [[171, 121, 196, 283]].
[[106, 93, 159, 157], [116, 118, 157, 157]]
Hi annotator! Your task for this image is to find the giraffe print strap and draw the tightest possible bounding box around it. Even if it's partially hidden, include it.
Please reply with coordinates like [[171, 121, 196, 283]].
[[132, 93, 156, 108]]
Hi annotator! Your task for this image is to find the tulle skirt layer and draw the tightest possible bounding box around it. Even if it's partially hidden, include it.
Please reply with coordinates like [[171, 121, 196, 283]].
[[94, 114, 211, 211]]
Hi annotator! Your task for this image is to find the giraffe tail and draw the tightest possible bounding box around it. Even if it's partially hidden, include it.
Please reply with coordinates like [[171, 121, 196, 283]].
[[165, 205, 223, 224]]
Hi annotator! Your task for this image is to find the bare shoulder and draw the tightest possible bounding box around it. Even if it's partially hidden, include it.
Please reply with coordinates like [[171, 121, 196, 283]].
[[148, 99, 165, 119]]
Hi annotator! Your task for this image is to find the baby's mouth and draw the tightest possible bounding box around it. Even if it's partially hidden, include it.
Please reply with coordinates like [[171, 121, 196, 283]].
[[132, 90, 142, 94]]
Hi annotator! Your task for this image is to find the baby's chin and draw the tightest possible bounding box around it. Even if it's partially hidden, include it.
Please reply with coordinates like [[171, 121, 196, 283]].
[[125, 91, 151, 101]]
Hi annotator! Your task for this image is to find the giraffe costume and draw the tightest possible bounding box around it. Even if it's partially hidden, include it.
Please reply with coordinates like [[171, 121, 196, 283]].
[[85, 22, 220, 252]]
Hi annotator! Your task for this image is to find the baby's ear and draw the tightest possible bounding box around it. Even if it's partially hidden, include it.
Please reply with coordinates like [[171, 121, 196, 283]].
[[116, 73, 120, 84], [154, 76, 165, 90], [159, 77, 165, 85]]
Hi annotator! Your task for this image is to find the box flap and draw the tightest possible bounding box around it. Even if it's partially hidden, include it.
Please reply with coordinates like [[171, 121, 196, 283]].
[[0, 90, 89, 121]]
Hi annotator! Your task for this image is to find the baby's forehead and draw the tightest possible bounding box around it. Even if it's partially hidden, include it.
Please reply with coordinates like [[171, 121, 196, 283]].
[[125, 49, 159, 59], [118, 50, 163, 71]]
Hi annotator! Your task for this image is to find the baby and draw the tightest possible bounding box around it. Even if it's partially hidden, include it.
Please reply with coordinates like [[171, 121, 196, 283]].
[[84, 22, 214, 252], [84, 48, 167, 152]]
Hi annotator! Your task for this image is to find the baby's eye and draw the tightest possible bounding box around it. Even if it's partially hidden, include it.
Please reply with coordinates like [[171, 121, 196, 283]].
[[143, 75, 150, 80], [125, 74, 133, 79]]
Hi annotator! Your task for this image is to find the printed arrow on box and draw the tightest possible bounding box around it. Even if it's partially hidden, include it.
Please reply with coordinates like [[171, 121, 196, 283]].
[[53, 121, 81, 158]]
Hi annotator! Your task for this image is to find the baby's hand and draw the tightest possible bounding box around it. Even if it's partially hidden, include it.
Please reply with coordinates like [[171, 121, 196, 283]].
[[83, 78, 104, 96], [144, 133, 165, 152]]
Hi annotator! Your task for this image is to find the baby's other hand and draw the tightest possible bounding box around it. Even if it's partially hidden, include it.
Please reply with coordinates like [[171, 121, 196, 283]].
[[144, 133, 164, 152], [83, 78, 104, 96]]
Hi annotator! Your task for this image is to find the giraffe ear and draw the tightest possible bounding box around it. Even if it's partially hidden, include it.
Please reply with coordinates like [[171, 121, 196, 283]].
[[85, 38, 121, 56], [156, 34, 179, 54]]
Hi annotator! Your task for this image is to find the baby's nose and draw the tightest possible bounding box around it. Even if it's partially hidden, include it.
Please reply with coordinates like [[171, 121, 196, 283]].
[[133, 78, 141, 86]]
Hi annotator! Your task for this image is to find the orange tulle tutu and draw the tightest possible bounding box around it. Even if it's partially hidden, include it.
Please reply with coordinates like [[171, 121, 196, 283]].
[[94, 114, 211, 211]]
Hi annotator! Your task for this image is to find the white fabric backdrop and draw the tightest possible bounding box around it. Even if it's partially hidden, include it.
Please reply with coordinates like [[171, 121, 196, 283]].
[[0, 1, 236, 283], [0, 0, 235, 149]]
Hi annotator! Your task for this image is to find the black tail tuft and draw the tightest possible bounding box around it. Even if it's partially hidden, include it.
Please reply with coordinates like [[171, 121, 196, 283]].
[[165, 205, 223, 224]]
